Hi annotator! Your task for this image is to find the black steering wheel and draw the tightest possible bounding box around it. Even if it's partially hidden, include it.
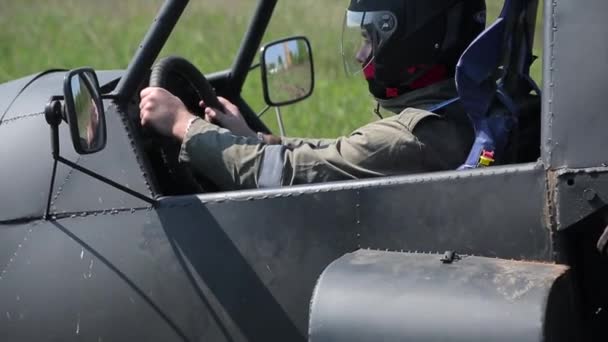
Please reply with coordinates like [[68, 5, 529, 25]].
[[147, 56, 223, 195]]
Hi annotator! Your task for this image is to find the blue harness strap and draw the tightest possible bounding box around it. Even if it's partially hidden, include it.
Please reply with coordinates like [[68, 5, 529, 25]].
[[428, 97, 460, 113], [453, 0, 540, 169]]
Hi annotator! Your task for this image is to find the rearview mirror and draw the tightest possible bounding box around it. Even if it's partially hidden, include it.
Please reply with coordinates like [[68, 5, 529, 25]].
[[63, 68, 107, 154], [260, 36, 314, 107]]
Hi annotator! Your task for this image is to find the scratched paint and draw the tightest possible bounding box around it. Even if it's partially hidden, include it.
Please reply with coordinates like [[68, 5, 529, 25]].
[[76, 314, 81, 335], [86, 259, 94, 279]]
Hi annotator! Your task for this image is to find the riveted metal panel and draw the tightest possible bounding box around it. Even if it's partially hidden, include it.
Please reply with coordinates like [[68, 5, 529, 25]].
[[552, 167, 608, 230], [0, 102, 152, 221], [193, 163, 552, 261], [50, 103, 153, 215], [149, 163, 551, 338], [0, 214, 189, 342], [543, 0, 608, 168], [0, 115, 75, 221]]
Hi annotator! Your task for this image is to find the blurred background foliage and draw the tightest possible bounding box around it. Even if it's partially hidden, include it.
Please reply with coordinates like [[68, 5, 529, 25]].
[[0, 0, 543, 137]]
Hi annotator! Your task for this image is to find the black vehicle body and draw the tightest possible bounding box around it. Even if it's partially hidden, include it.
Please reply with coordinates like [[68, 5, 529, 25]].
[[0, 0, 606, 341]]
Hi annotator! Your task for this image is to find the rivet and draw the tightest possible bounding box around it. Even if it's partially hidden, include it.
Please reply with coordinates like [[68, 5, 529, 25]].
[[584, 189, 597, 201]]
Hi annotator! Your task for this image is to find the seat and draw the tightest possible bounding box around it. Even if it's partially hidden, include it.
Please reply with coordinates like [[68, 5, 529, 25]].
[[433, 0, 541, 169]]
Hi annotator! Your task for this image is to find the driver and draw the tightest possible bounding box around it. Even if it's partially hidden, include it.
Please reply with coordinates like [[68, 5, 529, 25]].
[[139, 0, 486, 190], [85, 98, 100, 149]]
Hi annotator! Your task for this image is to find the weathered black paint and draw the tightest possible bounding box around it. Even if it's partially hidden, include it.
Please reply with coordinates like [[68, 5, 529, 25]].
[[1, 0, 606, 340], [310, 250, 576, 341]]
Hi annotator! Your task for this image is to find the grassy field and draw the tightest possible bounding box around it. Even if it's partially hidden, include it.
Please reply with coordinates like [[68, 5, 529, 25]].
[[267, 64, 313, 104], [0, 0, 543, 137]]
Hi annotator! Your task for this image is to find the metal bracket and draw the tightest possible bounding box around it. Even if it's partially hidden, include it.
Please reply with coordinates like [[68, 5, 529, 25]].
[[440, 250, 461, 264], [553, 167, 608, 231]]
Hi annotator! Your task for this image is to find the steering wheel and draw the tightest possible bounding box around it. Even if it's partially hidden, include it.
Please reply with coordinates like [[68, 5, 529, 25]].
[[147, 56, 223, 195]]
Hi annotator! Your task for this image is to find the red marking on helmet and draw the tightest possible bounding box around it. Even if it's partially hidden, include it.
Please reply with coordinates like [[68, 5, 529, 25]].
[[386, 88, 399, 98], [363, 62, 376, 80], [409, 65, 447, 90], [407, 67, 417, 74]]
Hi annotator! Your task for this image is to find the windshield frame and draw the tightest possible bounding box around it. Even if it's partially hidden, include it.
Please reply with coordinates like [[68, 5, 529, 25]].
[[115, 0, 279, 104]]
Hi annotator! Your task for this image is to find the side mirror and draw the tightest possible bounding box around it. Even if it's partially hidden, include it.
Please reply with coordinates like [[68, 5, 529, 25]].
[[63, 68, 107, 154], [260, 36, 314, 107]]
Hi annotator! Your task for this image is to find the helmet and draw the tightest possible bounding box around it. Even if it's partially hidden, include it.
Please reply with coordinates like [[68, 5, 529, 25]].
[[342, 0, 486, 98]]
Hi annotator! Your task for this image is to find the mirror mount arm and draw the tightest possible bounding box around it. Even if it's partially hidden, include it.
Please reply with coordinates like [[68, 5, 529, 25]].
[[256, 104, 271, 118], [45, 98, 64, 159], [275, 106, 286, 137], [44, 98, 63, 219]]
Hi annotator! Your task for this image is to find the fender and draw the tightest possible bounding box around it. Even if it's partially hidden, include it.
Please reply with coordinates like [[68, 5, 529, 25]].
[[309, 249, 579, 342]]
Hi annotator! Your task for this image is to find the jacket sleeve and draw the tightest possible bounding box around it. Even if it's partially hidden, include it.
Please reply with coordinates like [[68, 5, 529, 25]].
[[280, 136, 336, 149], [179, 111, 436, 190], [179, 118, 266, 190], [282, 112, 430, 185]]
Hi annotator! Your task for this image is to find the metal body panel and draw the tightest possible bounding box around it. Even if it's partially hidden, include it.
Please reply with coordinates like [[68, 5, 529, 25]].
[[156, 163, 550, 338], [157, 192, 358, 341], [0, 161, 553, 341], [354, 165, 549, 259], [0, 70, 123, 122], [309, 250, 574, 342], [193, 163, 552, 260], [50, 103, 152, 214], [3, 0, 602, 339], [553, 167, 608, 230], [0, 206, 309, 341], [542, 0, 608, 169], [1, 73, 65, 121], [0, 114, 73, 220], [0, 215, 193, 342], [0, 86, 151, 221], [0, 74, 36, 118]]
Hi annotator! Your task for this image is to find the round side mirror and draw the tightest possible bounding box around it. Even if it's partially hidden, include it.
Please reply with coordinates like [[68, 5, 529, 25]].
[[63, 68, 107, 154], [260, 36, 314, 107]]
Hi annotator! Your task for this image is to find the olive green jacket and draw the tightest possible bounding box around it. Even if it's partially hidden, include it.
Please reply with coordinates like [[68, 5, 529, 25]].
[[179, 79, 473, 190]]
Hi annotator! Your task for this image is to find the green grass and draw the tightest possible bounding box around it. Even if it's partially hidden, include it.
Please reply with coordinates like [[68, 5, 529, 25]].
[[0, 0, 543, 138], [267, 63, 313, 103]]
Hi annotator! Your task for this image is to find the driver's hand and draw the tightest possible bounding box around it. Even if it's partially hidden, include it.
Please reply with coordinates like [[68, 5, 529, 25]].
[[139, 87, 196, 141], [201, 97, 256, 138]]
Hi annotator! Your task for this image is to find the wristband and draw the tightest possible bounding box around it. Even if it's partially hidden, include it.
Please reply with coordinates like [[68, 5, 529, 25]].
[[257, 132, 265, 143], [184, 116, 201, 138]]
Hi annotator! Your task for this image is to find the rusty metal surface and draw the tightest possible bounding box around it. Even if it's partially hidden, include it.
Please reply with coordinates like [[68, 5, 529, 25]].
[[310, 249, 573, 342], [552, 167, 608, 230]]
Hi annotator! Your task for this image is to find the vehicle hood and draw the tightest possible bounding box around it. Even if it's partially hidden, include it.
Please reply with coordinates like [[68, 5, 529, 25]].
[[0, 70, 125, 118]]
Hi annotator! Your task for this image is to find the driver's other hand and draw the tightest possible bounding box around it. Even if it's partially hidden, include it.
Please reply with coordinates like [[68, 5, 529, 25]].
[[200, 97, 256, 138], [139, 87, 196, 141]]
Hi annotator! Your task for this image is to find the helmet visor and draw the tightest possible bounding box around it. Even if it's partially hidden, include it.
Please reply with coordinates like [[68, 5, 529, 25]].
[[341, 10, 397, 76]]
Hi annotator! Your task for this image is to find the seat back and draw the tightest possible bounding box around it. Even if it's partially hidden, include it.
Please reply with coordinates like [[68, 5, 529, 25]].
[[434, 0, 541, 169]]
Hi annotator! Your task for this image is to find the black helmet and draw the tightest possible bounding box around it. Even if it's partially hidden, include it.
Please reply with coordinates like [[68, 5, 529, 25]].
[[342, 0, 486, 97]]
